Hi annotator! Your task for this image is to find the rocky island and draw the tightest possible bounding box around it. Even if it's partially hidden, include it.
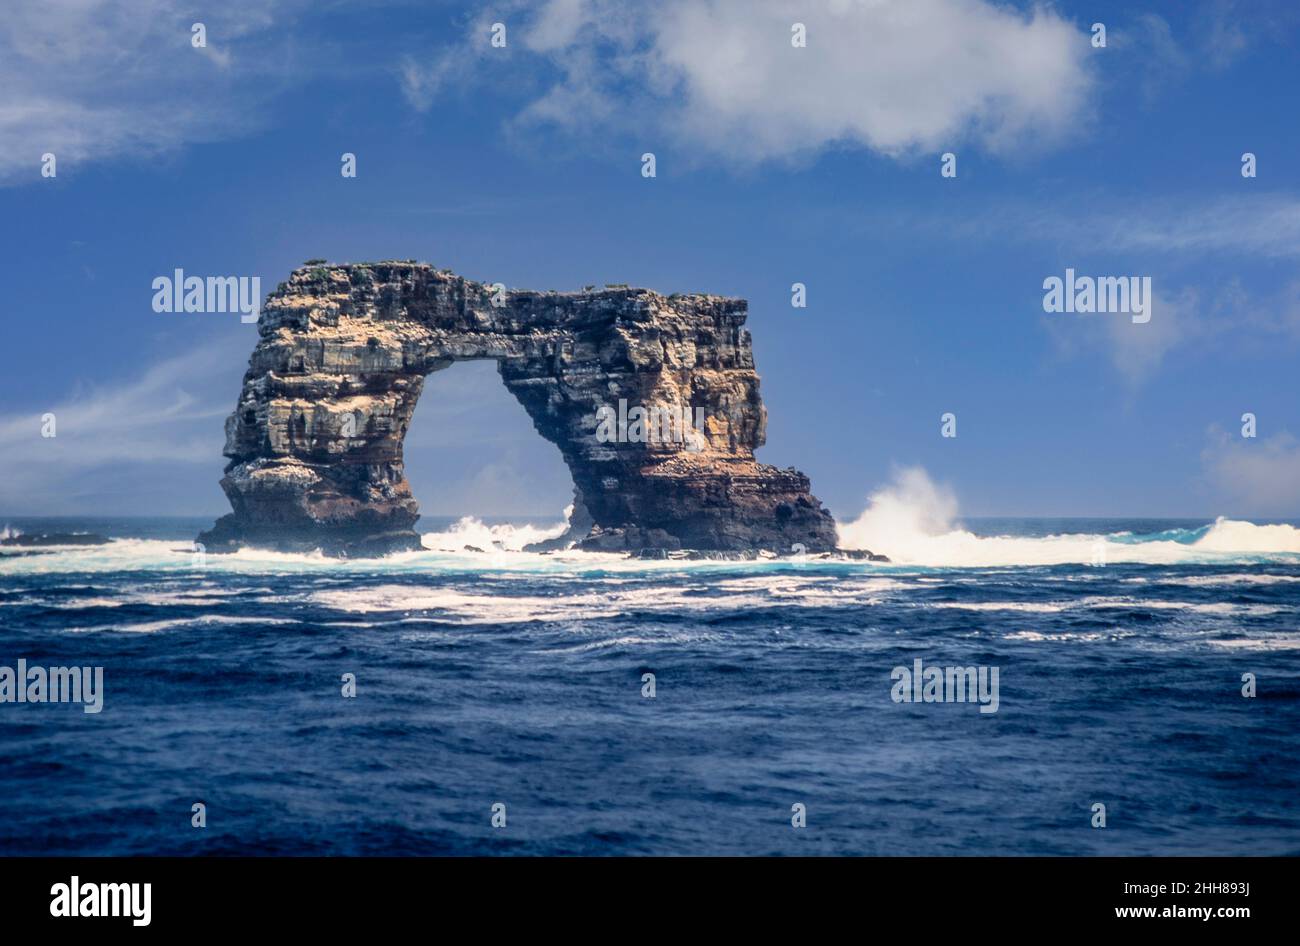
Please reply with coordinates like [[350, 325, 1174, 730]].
[[198, 262, 858, 558]]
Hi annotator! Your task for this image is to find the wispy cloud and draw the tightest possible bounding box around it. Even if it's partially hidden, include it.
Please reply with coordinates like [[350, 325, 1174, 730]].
[[1044, 278, 1300, 387], [1099, 3, 1297, 105], [1092, 195, 1300, 260], [0, 337, 247, 511], [0, 0, 309, 184], [0, 339, 576, 516], [891, 192, 1300, 261], [858, 187, 1300, 384], [1128, 1, 1298, 75], [1101, 285, 1202, 386]]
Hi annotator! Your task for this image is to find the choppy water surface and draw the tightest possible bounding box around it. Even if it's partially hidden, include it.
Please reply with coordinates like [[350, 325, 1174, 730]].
[[2, 515, 1298, 855]]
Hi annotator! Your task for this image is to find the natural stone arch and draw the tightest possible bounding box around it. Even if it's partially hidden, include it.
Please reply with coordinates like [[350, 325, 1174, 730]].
[[198, 262, 839, 556]]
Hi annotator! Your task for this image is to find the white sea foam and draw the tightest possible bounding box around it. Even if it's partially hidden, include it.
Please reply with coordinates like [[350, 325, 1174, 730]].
[[836, 466, 1300, 567], [26, 584, 257, 610], [539, 631, 721, 654], [51, 597, 125, 609], [306, 583, 802, 624], [714, 575, 903, 600], [67, 615, 300, 634], [0, 535, 785, 577], [418, 512, 571, 552], [1003, 629, 1132, 642], [1193, 520, 1300, 554], [1204, 638, 1300, 651], [311, 586, 622, 623], [924, 596, 1285, 616], [1143, 573, 1300, 587], [927, 601, 1066, 613]]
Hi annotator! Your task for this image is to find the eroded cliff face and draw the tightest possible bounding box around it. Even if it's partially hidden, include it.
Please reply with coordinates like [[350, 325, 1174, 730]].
[[198, 262, 840, 556]]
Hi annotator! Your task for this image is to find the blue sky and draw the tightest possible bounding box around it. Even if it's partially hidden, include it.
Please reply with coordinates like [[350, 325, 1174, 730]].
[[2, 0, 1299, 522]]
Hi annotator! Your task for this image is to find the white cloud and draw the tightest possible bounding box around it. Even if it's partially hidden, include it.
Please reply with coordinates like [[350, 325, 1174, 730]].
[[1202, 427, 1300, 515], [406, 0, 1096, 164], [1102, 285, 1202, 386], [648, 0, 1091, 160]]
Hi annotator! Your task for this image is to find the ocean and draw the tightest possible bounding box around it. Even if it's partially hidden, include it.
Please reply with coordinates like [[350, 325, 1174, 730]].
[[2, 513, 1298, 856]]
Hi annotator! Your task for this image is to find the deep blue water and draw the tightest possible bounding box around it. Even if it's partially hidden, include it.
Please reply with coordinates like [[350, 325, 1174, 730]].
[[1, 515, 1298, 856]]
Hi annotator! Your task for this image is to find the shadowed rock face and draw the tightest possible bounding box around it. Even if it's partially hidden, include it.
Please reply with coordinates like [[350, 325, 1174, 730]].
[[198, 262, 839, 556]]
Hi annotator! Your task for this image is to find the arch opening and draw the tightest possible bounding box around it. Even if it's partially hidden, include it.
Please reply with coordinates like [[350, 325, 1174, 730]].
[[402, 359, 576, 549]]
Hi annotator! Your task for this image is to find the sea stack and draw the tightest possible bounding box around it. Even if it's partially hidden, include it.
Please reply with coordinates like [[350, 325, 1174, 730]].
[[198, 262, 840, 556]]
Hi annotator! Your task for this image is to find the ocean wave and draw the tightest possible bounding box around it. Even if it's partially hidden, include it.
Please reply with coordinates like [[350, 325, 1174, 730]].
[[836, 467, 1300, 567], [1138, 573, 1300, 587], [537, 630, 724, 654], [927, 601, 1067, 613], [66, 615, 302, 634], [925, 598, 1285, 615], [310, 586, 625, 623], [1003, 630, 1134, 642], [418, 513, 570, 552], [1204, 638, 1300, 651]]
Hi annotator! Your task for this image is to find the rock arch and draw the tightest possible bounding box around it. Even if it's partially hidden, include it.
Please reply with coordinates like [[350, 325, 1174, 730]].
[[198, 262, 838, 556]]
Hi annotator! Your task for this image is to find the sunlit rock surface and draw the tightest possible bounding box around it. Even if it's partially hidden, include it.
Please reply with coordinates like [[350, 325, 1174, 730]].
[[199, 262, 841, 556]]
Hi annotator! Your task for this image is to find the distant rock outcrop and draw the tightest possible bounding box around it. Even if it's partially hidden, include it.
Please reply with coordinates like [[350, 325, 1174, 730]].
[[198, 262, 842, 557]]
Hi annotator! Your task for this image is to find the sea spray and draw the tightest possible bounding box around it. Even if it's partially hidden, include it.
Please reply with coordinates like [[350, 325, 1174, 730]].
[[836, 467, 1300, 567]]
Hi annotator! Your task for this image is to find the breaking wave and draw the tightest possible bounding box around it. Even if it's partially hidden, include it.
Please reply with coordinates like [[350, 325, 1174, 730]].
[[835, 466, 1300, 567], [419, 511, 570, 552]]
